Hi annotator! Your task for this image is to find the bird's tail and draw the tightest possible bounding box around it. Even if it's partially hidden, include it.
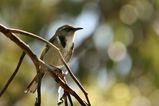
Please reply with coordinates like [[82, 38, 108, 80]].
[[25, 73, 44, 93]]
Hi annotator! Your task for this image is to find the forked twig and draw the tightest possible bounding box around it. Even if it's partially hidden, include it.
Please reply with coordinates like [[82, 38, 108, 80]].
[[64, 93, 68, 106], [46, 66, 87, 105], [0, 24, 90, 106], [65, 91, 73, 106], [9, 26, 91, 105], [0, 25, 87, 105], [0, 51, 26, 96], [35, 72, 42, 106], [61, 61, 90, 105], [59, 71, 73, 106]]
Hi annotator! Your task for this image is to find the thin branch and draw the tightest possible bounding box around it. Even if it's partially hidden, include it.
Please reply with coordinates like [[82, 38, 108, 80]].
[[8, 26, 91, 106], [0, 51, 26, 96], [35, 72, 42, 106], [47, 68, 87, 106], [64, 98, 68, 106], [0, 24, 89, 106], [61, 58, 90, 106], [0, 24, 39, 70], [63, 76, 73, 106], [62, 92, 68, 106], [9, 28, 59, 51], [66, 92, 73, 106], [37, 72, 42, 106], [35, 97, 39, 106]]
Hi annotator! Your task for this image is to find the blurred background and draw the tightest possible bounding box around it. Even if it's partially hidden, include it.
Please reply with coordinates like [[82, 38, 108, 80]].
[[1, 0, 159, 106]]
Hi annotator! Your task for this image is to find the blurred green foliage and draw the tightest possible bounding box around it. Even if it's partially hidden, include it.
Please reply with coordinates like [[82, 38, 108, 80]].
[[1, 0, 159, 106]]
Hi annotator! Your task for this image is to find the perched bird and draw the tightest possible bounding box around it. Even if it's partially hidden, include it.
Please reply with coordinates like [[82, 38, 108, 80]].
[[25, 25, 83, 93]]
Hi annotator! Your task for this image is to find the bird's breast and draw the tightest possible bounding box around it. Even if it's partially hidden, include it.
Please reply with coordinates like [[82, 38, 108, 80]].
[[42, 46, 72, 67]]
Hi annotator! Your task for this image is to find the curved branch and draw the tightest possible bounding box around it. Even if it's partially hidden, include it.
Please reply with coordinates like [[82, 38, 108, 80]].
[[9, 28, 59, 51], [0, 24, 39, 69], [0, 24, 89, 106], [7, 25, 91, 106]]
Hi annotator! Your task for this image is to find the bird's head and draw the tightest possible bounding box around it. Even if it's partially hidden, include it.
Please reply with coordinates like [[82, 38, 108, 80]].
[[56, 25, 83, 37]]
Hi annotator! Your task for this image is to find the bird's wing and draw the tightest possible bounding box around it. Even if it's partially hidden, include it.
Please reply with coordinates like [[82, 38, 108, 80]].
[[40, 34, 56, 60], [64, 42, 74, 62]]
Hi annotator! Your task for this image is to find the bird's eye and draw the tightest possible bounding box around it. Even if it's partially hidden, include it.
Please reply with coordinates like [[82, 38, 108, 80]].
[[65, 28, 72, 32]]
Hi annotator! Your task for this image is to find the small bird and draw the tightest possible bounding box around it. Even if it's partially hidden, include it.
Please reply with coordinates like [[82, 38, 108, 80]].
[[25, 25, 83, 93]]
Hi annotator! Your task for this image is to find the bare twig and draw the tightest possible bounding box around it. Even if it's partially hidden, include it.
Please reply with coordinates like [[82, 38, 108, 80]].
[[9, 28, 59, 51], [48, 68, 87, 105], [64, 94, 68, 106], [0, 52, 26, 96], [63, 76, 73, 106], [0, 24, 89, 106], [36, 72, 42, 106], [61, 61, 90, 106], [60, 72, 73, 106], [0, 24, 39, 69], [66, 92, 73, 106], [8, 26, 91, 106], [35, 97, 40, 106]]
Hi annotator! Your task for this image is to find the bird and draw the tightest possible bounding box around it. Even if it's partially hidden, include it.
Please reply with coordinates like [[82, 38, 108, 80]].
[[25, 25, 83, 93]]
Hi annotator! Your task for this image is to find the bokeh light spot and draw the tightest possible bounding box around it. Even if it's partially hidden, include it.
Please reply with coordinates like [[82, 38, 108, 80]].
[[149, 90, 159, 106], [114, 26, 134, 46], [112, 83, 130, 101], [134, 0, 153, 21], [108, 42, 127, 62], [115, 54, 132, 76], [93, 24, 113, 51], [120, 4, 138, 25], [130, 96, 151, 106]]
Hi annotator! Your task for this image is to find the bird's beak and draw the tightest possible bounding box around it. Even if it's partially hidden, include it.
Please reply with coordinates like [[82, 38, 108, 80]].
[[74, 27, 83, 31]]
